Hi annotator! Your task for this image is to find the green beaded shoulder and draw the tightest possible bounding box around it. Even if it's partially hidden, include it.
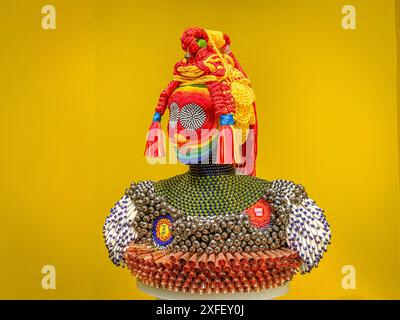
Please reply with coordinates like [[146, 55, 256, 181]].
[[154, 173, 271, 216]]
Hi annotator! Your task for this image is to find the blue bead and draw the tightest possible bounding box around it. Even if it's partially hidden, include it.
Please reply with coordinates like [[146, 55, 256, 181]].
[[220, 114, 235, 125], [152, 112, 162, 122]]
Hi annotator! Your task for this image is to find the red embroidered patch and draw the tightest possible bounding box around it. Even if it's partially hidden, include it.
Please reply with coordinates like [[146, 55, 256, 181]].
[[246, 199, 271, 228]]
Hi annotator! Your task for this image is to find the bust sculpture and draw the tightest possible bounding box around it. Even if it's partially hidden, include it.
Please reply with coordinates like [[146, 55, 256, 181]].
[[103, 27, 331, 299]]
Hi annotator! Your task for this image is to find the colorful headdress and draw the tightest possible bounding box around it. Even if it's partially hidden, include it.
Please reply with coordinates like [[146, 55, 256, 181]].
[[144, 27, 258, 175]]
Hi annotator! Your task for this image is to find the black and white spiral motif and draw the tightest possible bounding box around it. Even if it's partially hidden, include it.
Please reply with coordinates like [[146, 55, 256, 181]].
[[179, 103, 206, 130]]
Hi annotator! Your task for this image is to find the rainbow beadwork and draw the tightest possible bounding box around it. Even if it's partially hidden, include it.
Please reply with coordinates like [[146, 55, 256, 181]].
[[152, 215, 174, 248]]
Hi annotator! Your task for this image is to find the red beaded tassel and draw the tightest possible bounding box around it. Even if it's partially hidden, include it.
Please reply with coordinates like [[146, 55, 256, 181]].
[[216, 122, 235, 164], [235, 102, 258, 176], [144, 112, 165, 158], [206, 81, 238, 166], [144, 80, 180, 158]]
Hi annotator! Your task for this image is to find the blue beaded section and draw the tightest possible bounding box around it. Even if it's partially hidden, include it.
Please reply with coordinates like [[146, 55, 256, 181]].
[[152, 112, 162, 122], [220, 114, 235, 125]]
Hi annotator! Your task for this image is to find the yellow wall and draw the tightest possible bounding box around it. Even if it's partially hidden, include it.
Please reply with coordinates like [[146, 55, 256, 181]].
[[0, 0, 399, 299]]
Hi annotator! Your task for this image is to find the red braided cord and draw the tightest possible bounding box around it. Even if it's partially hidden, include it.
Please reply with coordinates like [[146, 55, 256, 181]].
[[206, 81, 235, 117], [155, 80, 181, 115]]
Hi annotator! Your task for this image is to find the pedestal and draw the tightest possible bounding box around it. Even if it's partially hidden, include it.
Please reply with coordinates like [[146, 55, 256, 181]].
[[137, 281, 289, 300]]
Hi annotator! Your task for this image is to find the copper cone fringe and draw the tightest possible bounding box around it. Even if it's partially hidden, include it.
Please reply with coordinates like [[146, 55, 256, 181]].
[[125, 244, 301, 294]]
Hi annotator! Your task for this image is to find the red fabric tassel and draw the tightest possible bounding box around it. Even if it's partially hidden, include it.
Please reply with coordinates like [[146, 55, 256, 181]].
[[144, 121, 165, 158], [250, 101, 258, 176], [234, 102, 258, 176], [216, 125, 235, 164]]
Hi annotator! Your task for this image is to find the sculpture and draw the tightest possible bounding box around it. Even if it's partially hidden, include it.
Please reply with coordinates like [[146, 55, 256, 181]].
[[103, 27, 331, 297]]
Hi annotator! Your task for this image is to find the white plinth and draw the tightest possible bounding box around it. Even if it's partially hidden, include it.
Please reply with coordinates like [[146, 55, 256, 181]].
[[137, 281, 289, 300]]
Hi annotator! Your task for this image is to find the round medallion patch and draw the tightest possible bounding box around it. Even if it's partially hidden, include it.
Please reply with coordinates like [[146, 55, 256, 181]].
[[152, 215, 174, 248], [246, 199, 271, 229]]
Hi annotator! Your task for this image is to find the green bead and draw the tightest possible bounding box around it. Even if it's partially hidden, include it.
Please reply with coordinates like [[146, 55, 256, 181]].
[[197, 39, 207, 48]]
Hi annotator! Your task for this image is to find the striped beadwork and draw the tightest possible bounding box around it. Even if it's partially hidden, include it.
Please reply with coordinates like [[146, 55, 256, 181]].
[[188, 164, 235, 176]]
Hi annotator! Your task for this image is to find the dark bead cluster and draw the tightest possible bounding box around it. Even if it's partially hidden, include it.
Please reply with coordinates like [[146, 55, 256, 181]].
[[265, 180, 308, 205], [125, 181, 182, 247], [188, 164, 235, 176], [169, 197, 288, 254], [125, 180, 289, 253]]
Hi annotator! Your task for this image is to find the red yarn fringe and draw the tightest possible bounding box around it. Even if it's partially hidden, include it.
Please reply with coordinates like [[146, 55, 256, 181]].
[[144, 121, 165, 158], [216, 125, 235, 164]]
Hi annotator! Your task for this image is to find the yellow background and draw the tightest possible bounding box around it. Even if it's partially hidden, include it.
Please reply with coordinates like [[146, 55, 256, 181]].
[[0, 0, 399, 299]]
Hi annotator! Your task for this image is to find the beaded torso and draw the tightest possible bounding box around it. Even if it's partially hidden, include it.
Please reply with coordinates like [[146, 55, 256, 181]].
[[125, 165, 288, 255], [104, 164, 331, 293]]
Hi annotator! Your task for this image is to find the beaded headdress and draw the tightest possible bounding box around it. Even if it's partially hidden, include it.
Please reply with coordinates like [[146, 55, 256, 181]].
[[144, 27, 258, 175]]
